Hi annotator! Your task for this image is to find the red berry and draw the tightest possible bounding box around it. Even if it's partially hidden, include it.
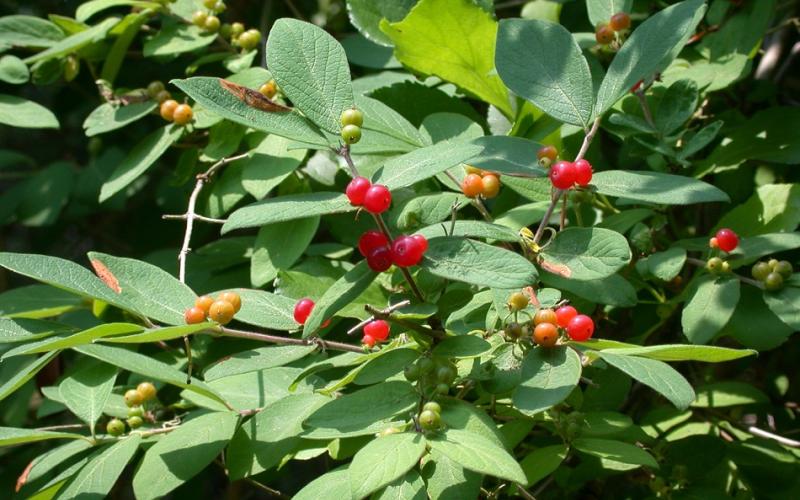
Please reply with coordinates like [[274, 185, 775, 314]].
[[293, 298, 315, 325], [362, 334, 376, 347], [363, 185, 391, 214], [537, 145, 558, 161], [411, 234, 428, 253], [566, 314, 594, 341], [346, 176, 371, 206], [574, 159, 593, 186], [533, 323, 559, 347], [363, 319, 390, 341], [549, 161, 577, 190], [555, 305, 578, 328], [715, 228, 739, 252], [358, 230, 389, 257], [366, 245, 393, 272], [595, 24, 615, 44], [609, 12, 631, 31], [184, 307, 206, 324], [630, 80, 643, 93], [391, 235, 424, 267]]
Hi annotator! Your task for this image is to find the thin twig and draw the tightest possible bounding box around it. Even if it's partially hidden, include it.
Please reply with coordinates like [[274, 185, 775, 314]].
[[365, 304, 445, 340], [747, 426, 800, 448], [244, 477, 291, 499], [216, 326, 366, 353], [516, 484, 537, 500], [347, 300, 411, 335], [635, 89, 657, 131], [36, 423, 87, 432], [162, 214, 226, 224], [686, 257, 765, 288]]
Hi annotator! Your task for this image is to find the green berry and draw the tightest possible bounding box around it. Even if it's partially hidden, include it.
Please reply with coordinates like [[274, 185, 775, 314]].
[[720, 261, 731, 273], [106, 418, 125, 436], [204, 15, 220, 32], [146, 81, 165, 99], [191, 10, 208, 26], [127, 416, 143, 429], [706, 257, 723, 274], [213, 0, 226, 12], [774, 260, 793, 279], [436, 366, 456, 385], [752, 262, 771, 281], [230, 22, 245, 38], [220, 23, 232, 38], [422, 401, 441, 414], [768, 258, 780, 270], [340, 107, 363, 127], [128, 406, 145, 418], [507, 291, 529, 312], [404, 364, 420, 382], [434, 383, 449, 395], [341, 124, 362, 145], [203, 0, 216, 8], [764, 272, 784, 291], [419, 410, 441, 430], [418, 358, 434, 374], [237, 29, 261, 50]]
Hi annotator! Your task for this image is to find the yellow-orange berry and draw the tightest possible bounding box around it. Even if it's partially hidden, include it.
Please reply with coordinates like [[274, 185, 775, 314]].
[[259, 80, 277, 99], [184, 306, 205, 324], [209, 300, 235, 324], [172, 104, 193, 126], [461, 173, 484, 198], [533, 323, 559, 347], [195, 295, 214, 315], [218, 291, 242, 313], [481, 174, 500, 199], [533, 309, 558, 326], [160, 99, 179, 121]]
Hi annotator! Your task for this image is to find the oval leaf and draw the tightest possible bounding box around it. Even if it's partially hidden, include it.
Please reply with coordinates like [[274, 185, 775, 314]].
[[540, 227, 631, 280], [513, 346, 582, 416], [592, 170, 730, 205]]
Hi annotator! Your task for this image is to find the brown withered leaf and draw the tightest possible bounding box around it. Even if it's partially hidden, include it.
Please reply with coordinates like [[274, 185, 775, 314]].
[[219, 79, 291, 113], [91, 259, 122, 293]]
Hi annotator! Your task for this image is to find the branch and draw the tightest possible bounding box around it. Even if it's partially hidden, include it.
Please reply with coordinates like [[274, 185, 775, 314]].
[[685, 257, 765, 288], [747, 426, 800, 448], [347, 300, 411, 335], [365, 303, 445, 340], [162, 213, 226, 224], [216, 326, 366, 353]]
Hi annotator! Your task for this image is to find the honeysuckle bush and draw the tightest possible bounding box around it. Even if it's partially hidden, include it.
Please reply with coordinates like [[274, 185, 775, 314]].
[[1, 0, 799, 498]]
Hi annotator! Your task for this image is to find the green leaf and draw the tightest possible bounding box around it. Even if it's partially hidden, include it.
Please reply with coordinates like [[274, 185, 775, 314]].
[[99, 323, 212, 344], [86, 252, 196, 325], [57, 434, 141, 499], [421, 236, 538, 288], [729, 286, 793, 351], [373, 469, 426, 500], [380, 0, 512, 116], [143, 22, 215, 57], [76, 1, 157, 22], [23, 439, 94, 485], [692, 382, 769, 408], [728, 232, 800, 265], [542, 271, 637, 307], [355, 94, 425, 150], [266, 19, 354, 134], [225, 288, 298, 331], [373, 141, 483, 190], [496, 19, 594, 127], [99, 125, 182, 202], [24, 17, 118, 64], [422, 450, 482, 500], [0, 352, 59, 403], [654, 80, 698, 135], [172, 77, 329, 147], [346, 0, 416, 46], [395, 193, 468, 230], [540, 227, 631, 280], [636, 247, 686, 281], [223, 192, 355, 234], [586, 0, 632, 27], [353, 348, 420, 386], [594, 0, 706, 115], [0, 54, 29, 84], [348, 433, 427, 498], [204, 345, 316, 381], [592, 170, 729, 205], [763, 286, 800, 330], [0, 284, 84, 319], [433, 335, 492, 358], [439, 398, 505, 447], [83, 101, 156, 137], [601, 344, 757, 363], [468, 136, 547, 178], [681, 275, 740, 344], [3, 323, 142, 357], [597, 351, 695, 410], [303, 260, 377, 337], [0, 15, 64, 48], [132, 412, 238, 500], [101, 12, 150, 83], [59, 362, 117, 434], [704, 108, 800, 169], [303, 381, 417, 439], [572, 438, 659, 469], [513, 347, 582, 416], [252, 217, 319, 287], [0, 94, 59, 129], [417, 220, 519, 243], [0, 317, 73, 344], [520, 444, 568, 487], [294, 466, 352, 500], [717, 184, 800, 236], [74, 343, 229, 406], [428, 428, 527, 483], [0, 427, 84, 447], [240, 134, 307, 200]]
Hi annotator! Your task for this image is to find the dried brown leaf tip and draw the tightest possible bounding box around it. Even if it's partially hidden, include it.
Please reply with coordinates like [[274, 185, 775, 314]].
[[219, 79, 291, 113], [91, 259, 122, 293]]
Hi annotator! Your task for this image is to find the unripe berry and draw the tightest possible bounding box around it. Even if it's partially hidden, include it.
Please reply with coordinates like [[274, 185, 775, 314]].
[[549, 161, 577, 190], [204, 15, 220, 32], [124, 389, 143, 407], [230, 22, 245, 38], [212, 0, 226, 13], [137, 381, 157, 401], [220, 23, 232, 39], [533, 323, 558, 347], [172, 104, 193, 126], [721, 261, 731, 273], [774, 260, 793, 279], [419, 409, 441, 430], [507, 292, 529, 312], [362, 334, 376, 347], [434, 383, 450, 395], [505, 322, 524, 339], [436, 365, 456, 384], [534, 308, 557, 326], [191, 10, 208, 27], [481, 174, 500, 199], [218, 291, 242, 313], [128, 406, 145, 418], [764, 272, 784, 291], [555, 305, 578, 328], [574, 159, 593, 186], [363, 184, 391, 214], [107, 418, 125, 436], [209, 300, 235, 324], [346, 176, 371, 205], [417, 358, 434, 374], [609, 12, 631, 31], [751, 262, 771, 281], [566, 314, 594, 341], [293, 298, 314, 325], [340, 107, 364, 127], [195, 295, 214, 315], [259, 80, 277, 98], [237, 29, 261, 50], [595, 24, 615, 44], [768, 258, 780, 270], [363, 319, 390, 341], [203, 0, 217, 8], [358, 230, 389, 257], [160, 99, 179, 121], [404, 364, 420, 381], [341, 124, 362, 144], [155, 90, 172, 103], [147, 81, 165, 99], [127, 416, 143, 429], [709, 237, 719, 249], [391, 235, 425, 267], [537, 145, 558, 162], [366, 245, 393, 272], [461, 173, 484, 198], [184, 306, 205, 324], [714, 228, 739, 252], [706, 257, 724, 273]]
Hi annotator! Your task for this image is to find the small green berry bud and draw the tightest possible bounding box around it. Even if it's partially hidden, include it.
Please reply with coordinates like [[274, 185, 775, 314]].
[[127, 416, 143, 429], [422, 401, 441, 414], [341, 124, 362, 145], [774, 260, 793, 279], [107, 418, 125, 436], [764, 272, 784, 291], [340, 107, 363, 127], [706, 257, 723, 274], [751, 261, 771, 281], [419, 410, 441, 430]]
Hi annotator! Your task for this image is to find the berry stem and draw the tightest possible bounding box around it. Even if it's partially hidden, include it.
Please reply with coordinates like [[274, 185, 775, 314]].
[[346, 299, 411, 335], [216, 326, 367, 353], [685, 257, 765, 288], [364, 304, 445, 340], [634, 88, 657, 131]]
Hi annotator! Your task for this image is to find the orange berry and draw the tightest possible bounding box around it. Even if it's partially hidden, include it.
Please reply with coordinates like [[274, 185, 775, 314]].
[[461, 173, 484, 198], [136, 382, 157, 401], [709, 237, 719, 249], [533, 309, 557, 326], [218, 291, 242, 313], [172, 104, 193, 126], [533, 323, 559, 347], [259, 80, 277, 99], [209, 300, 235, 325], [195, 295, 214, 315], [184, 306, 206, 324], [481, 174, 500, 199], [609, 12, 631, 31], [537, 145, 558, 161], [160, 99, 178, 121], [596, 24, 615, 44]]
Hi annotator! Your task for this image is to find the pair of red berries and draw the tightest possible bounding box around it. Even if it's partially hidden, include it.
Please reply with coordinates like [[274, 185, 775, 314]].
[[293, 298, 330, 327], [346, 177, 392, 214], [358, 230, 428, 272], [709, 228, 739, 253], [549, 160, 593, 190], [362, 319, 390, 347]]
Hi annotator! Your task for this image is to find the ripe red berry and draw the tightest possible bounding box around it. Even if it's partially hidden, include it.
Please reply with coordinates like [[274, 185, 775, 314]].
[[630, 80, 643, 93], [595, 24, 615, 44], [184, 306, 206, 325], [358, 230, 389, 257], [566, 314, 594, 341], [461, 173, 484, 198], [366, 245, 393, 272], [363, 184, 391, 214], [363, 320, 390, 341], [549, 161, 577, 190], [714, 228, 739, 252], [537, 145, 558, 162], [574, 159, 593, 186], [346, 176, 371, 206], [555, 305, 578, 328], [411, 234, 428, 253], [609, 12, 631, 31], [391, 235, 425, 267], [362, 334, 376, 347], [293, 298, 315, 325]]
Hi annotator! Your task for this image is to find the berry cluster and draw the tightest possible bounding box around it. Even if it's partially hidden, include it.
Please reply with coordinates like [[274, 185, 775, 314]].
[[192, 1, 261, 50], [358, 230, 428, 272], [160, 99, 193, 126], [293, 298, 331, 328], [549, 159, 593, 190], [418, 401, 443, 432], [185, 292, 242, 325], [596, 11, 631, 45], [506, 303, 595, 346], [346, 177, 391, 214], [461, 165, 501, 199], [537, 145, 558, 168], [752, 259, 793, 292], [361, 319, 390, 347], [404, 356, 457, 399], [107, 381, 158, 436], [341, 107, 363, 145], [709, 228, 739, 253]]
